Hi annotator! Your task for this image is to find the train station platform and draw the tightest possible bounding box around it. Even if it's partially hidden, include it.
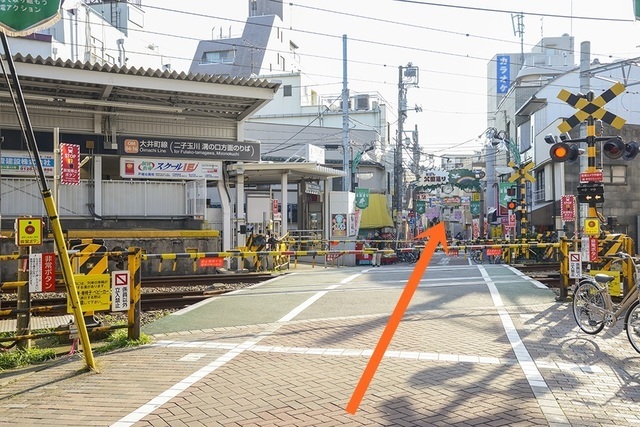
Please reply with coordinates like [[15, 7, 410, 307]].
[[2, 253, 640, 426]]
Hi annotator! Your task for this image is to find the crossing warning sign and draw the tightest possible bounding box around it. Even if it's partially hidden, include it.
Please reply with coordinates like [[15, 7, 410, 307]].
[[557, 82, 626, 133], [569, 252, 582, 279], [112, 270, 130, 312]]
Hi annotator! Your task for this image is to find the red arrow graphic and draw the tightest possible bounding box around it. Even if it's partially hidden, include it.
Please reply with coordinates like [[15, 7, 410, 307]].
[[346, 222, 449, 414]]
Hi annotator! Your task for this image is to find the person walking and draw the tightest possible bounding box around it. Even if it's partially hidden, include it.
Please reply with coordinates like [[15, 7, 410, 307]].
[[372, 231, 383, 267]]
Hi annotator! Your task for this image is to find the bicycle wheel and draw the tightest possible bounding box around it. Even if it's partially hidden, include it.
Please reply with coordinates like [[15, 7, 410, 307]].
[[625, 300, 640, 353], [572, 280, 606, 334]]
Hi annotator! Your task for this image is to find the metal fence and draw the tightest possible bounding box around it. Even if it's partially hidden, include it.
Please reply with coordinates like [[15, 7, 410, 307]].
[[0, 178, 187, 218]]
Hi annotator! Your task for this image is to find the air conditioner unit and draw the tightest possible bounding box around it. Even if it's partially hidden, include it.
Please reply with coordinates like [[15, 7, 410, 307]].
[[355, 94, 370, 111]]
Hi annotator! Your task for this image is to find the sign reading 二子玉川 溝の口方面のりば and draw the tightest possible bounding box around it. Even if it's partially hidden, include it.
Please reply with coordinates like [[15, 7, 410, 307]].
[[0, 0, 62, 37]]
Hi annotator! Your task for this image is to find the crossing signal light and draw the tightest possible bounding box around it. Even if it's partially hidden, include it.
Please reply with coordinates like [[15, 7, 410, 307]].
[[603, 137, 625, 159], [507, 201, 517, 210], [602, 138, 640, 160], [550, 142, 580, 163], [577, 183, 605, 205]]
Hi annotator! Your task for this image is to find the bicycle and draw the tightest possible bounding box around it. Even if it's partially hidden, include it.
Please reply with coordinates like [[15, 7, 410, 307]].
[[469, 248, 484, 264], [572, 251, 640, 353]]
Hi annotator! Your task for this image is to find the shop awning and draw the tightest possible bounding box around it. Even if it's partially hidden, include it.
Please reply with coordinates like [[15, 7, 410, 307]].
[[359, 194, 394, 229]]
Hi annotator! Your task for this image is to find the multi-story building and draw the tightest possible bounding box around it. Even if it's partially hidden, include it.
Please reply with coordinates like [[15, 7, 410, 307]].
[[487, 34, 640, 247]]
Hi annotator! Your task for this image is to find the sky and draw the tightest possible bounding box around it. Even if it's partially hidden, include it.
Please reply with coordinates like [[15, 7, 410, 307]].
[[138, 1, 640, 160]]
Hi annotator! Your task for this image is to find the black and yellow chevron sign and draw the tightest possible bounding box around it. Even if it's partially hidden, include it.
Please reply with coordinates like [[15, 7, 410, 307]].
[[557, 82, 626, 133]]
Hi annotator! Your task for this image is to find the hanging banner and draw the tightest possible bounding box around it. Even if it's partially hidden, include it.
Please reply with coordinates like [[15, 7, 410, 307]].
[[60, 143, 80, 185], [0, 0, 62, 37], [415, 200, 426, 215], [355, 188, 370, 209]]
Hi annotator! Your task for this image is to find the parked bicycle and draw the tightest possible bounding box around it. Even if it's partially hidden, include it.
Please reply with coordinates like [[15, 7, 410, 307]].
[[469, 248, 484, 264], [396, 248, 417, 263], [572, 251, 640, 353]]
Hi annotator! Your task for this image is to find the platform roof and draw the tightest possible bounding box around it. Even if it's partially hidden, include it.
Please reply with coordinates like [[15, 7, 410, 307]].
[[1, 54, 280, 121], [227, 162, 346, 185]]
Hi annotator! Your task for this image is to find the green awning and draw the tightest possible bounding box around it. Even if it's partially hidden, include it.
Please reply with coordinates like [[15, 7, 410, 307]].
[[359, 193, 394, 229]]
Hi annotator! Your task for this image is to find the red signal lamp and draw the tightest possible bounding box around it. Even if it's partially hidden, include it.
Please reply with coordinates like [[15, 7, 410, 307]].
[[550, 143, 580, 163]]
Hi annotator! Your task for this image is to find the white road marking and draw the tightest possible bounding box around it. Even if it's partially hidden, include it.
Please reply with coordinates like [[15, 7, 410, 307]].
[[278, 271, 363, 322], [151, 339, 604, 375], [478, 265, 570, 426], [114, 271, 366, 426]]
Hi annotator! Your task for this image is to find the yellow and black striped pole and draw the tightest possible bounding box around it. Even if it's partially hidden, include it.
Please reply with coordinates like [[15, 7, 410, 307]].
[[0, 33, 96, 370]]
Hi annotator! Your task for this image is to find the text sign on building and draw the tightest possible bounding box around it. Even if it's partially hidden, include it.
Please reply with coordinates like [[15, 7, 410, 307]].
[[1, 150, 55, 177], [28, 253, 56, 293], [561, 195, 576, 221], [118, 136, 260, 162], [60, 143, 80, 185], [120, 158, 222, 180], [496, 55, 510, 94], [111, 271, 130, 312]]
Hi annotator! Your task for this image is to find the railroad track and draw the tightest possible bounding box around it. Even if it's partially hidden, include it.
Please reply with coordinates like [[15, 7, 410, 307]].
[[512, 262, 561, 289], [0, 272, 274, 317]]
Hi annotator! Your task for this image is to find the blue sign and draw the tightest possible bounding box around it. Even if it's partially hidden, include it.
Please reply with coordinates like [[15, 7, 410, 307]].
[[497, 55, 510, 94]]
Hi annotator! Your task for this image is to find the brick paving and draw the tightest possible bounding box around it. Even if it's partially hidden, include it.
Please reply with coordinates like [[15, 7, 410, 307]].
[[2, 259, 640, 426]]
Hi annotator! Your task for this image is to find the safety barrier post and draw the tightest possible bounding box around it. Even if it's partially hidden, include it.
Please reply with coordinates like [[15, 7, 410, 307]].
[[16, 246, 31, 350], [127, 247, 142, 340], [558, 237, 569, 301]]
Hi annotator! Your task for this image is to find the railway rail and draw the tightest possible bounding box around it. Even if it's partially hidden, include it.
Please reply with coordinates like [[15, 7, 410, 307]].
[[0, 273, 274, 317], [1, 264, 566, 319]]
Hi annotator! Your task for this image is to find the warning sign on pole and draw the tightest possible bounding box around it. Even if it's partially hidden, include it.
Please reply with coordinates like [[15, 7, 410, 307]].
[[569, 251, 582, 279], [28, 253, 56, 293], [111, 271, 130, 312], [15, 217, 43, 246]]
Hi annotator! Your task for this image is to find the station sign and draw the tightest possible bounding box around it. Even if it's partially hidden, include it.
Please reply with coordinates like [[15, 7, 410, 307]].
[[118, 136, 260, 162], [15, 217, 43, 246]]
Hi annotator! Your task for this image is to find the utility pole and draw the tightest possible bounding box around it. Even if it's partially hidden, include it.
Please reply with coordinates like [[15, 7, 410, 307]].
[[342, 34, 351, 192], [395, 63, 419, 238]]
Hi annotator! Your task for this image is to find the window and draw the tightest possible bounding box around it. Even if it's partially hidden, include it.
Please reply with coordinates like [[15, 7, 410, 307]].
[[603, 164, 627, 184], [202, 50, 234, 64], [534, 170, 545, 202], [283, 85, 292, 97]]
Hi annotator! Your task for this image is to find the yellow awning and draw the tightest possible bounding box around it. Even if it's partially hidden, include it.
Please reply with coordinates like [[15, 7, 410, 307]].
[[359, 193, 394, 229]]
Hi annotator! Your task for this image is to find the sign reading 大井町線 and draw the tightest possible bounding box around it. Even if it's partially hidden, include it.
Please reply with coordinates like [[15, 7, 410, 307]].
[[117, 136, 260, 162]]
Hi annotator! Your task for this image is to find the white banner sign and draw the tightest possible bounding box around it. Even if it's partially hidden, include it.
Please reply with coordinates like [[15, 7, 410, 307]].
[[120, 158, 222, 180]]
